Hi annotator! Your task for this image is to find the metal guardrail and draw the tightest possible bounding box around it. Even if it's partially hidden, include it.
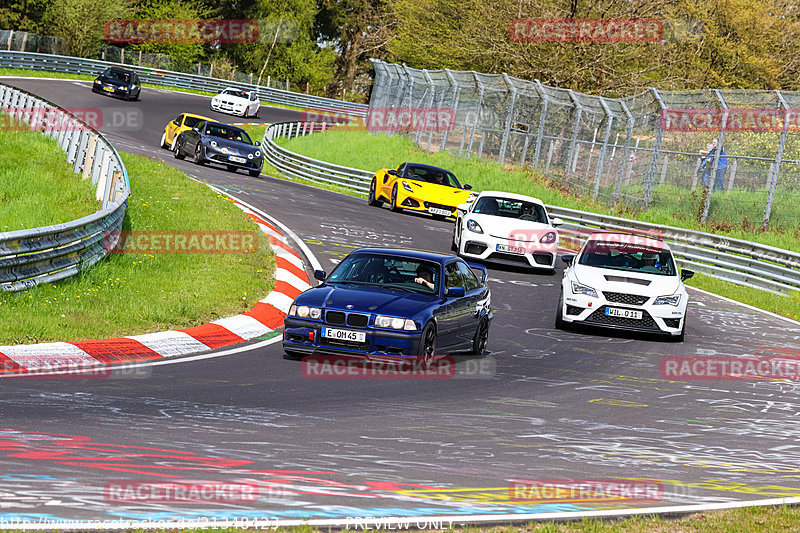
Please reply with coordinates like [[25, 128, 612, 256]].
[[263, 121, 800, 295], [0, 50, 368, 116], [0, 83, 129, 291]]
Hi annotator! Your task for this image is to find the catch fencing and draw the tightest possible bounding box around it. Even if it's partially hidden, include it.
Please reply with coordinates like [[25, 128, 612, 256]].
[[369, 59, 800, 230], [0, 83, 129, 291], [263, 121, 800, 295]]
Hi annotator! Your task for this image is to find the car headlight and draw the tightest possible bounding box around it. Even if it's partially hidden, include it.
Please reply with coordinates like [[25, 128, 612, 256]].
[[375, 315, 416, 330], [247, 153, 254, 159], [290, 305, 322, 319], [131, 84, 137, 89], [571, 281, 597, 298], [94, 80, 101, 84], [402, 180, 414, 193], [466, 219, 483, 234], [255, 150, 261, 157], [210, 141, 217, 147], [540, 231, 557, 244], [654, 294, 681, 306]]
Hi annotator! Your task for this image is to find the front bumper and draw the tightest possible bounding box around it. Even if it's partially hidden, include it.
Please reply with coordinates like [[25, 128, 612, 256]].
[[92, 84, 130, 98], [561, 289, 686, 335], [459, 233, 556, 269], [211, 101, 246, 116], [283, 317, 424, 358], [204, 148, 263, 170], [396, 191, 459, 217]]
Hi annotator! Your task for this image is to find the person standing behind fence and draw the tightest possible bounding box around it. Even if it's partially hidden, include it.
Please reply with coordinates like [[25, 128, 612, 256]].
[[699, 138, 727, 191]]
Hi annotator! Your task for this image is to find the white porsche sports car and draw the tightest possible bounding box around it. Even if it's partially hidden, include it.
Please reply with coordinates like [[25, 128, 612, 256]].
[[557, 232, 694, 340], [452, 191, 563, 271], [210, 88, 260, 118]]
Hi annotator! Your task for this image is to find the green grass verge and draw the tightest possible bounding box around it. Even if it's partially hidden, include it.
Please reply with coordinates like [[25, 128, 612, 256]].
[[274, 128, 800, 322], [277, 129, 800, 252], [0, 152, 274, 345], [0, 118, 98, 230]]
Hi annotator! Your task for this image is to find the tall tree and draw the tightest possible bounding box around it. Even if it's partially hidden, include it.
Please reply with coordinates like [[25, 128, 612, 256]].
[[43, 0, 129, 58]]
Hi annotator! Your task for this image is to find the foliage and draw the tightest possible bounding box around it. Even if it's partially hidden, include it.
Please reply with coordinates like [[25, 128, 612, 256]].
[[42, 0, 129, 58]]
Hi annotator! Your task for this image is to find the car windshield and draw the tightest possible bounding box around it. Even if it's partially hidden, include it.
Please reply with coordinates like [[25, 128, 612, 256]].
[[402, 165, 461, 188], [472, 196, 548, 222], [327, 253, 440, 295], [103, 68, 130, 83], [222, 89, 247, 98], [578, 243, 676, 276], [183, 116, 204, 128], [203, 124, 252, 144]]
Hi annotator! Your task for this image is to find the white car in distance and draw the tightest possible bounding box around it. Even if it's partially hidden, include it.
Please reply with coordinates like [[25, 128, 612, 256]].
[[557, 232, 694, 340], [210, 88, 261, 118], [452, 191, 563, 271]]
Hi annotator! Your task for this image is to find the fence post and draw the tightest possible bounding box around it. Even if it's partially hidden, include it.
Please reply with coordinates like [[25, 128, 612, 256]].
[[563, 90, 583, 186], [421, 69, 437, 149], [613, 102, 634, 202], [644, 87, 667, 207], [659, 154, 669, 185], [726, 158, 737, 192], [498, 73, 518, 165], [700, 90, 728, 223], [545, 140, 555, 173], [465, 72, 485, 159], [763, 91, 790, 227], [592, 98, 615, 199], [441, 69, 460, 152]]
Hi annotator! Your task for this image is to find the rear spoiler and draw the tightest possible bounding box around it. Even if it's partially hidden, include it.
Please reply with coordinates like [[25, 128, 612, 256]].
[[466, 261, 489, 284]]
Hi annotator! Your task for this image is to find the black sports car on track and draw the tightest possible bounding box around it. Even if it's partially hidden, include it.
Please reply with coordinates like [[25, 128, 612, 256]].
[[173, 120, 263, 177], [92, 67, 141, 101]]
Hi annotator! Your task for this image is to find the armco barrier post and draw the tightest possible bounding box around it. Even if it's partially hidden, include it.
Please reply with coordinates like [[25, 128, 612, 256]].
[[82, 134, 97, 180], [73, 130, 89, 173]]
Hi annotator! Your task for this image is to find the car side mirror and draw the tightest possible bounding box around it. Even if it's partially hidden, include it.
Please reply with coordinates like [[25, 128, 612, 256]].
[[313, 270, 326, 281], [255, 141, 261, 147], [561, 255, 574, 265], [446, 286, 466, 298], [551, 217, 564, 227], [388, 169, 398, 176], [681, 269, 695, 282], [192, 126, 200, 132], [463, 184, 473, 190]]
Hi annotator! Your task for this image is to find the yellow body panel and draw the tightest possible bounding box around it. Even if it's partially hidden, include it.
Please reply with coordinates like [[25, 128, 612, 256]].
[[373, 166, 473, 217], [163, 113, 213, 146]]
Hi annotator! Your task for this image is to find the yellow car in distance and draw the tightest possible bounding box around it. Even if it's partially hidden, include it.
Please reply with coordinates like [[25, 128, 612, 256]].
[[368, 162, 475, 220], [160, 112, 213, 150]]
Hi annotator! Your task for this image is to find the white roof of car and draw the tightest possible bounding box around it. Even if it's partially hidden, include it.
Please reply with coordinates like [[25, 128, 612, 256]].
[[474, 190, 545, 205]]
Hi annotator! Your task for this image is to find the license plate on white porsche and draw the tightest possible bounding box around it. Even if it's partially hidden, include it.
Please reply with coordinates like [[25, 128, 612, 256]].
[[428, 207, 451, 216], [228, 156, 246, 163], [322, 328, 366, 342], [605, 307, 643, 320], [496, 243, 527, 254]]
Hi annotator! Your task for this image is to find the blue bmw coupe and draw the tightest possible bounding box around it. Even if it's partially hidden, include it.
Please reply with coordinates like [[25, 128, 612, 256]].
[[283, 248, 492, 361]]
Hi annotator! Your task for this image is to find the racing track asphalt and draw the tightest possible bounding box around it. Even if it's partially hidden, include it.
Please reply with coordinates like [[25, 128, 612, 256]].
[[2, 77, 800, 525]]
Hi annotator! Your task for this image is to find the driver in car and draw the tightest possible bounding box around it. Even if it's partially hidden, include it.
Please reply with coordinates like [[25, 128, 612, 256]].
[[414, 265, 435, 290]]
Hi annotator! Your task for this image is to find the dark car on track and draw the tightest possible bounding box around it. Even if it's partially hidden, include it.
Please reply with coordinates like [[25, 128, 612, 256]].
[[173, 120, 263, 176], [92, 67, 141, 101], [283, 248, 493, 362]]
